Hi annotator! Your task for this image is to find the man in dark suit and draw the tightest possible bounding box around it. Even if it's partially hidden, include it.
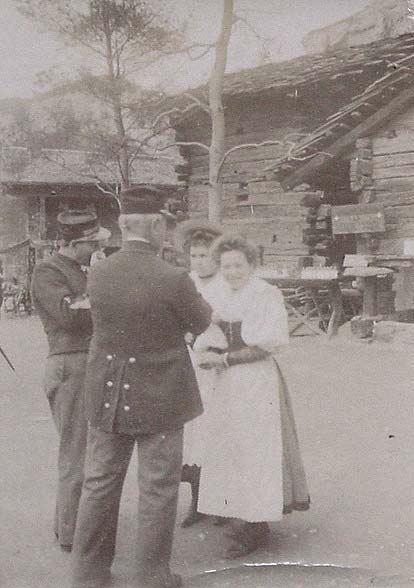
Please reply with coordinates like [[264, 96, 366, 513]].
[[31, 210, 110, 552], [71, 187, 212, 588]]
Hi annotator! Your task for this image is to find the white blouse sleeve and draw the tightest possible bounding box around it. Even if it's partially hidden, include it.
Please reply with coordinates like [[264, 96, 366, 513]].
[[241, 283, 289, 353]]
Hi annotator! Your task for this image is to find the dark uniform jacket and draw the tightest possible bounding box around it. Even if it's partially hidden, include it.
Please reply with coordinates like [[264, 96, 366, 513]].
[[85, 240, 212, 436], [31, 254, 93, 355]]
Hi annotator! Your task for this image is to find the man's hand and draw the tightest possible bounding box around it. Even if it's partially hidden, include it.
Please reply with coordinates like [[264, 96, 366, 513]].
[[197, 351, 226, 370], [68, 295, 91, 310]]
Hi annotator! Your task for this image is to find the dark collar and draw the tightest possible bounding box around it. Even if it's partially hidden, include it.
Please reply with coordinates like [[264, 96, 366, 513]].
[[121, 240, 158, 254]]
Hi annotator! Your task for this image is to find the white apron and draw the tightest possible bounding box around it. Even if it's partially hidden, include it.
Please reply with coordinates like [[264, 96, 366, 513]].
[[197, 277, 290, 522]]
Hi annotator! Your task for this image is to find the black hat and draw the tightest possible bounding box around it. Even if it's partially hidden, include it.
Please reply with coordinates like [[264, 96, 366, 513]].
[[57, 209, 111, 242], [120, 185, 170, 215]]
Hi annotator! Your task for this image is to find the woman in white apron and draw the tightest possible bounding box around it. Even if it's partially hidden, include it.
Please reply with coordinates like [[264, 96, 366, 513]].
[[194, 234, 310, 558]]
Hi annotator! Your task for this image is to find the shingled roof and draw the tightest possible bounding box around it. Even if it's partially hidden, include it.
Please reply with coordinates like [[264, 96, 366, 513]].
[[0, 147, 178, 186], [163, 33, 414, 191], [172, 33, 414, 104], [266, 33, 414, 190]]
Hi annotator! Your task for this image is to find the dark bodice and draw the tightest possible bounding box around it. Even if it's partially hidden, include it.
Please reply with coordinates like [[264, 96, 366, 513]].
[[218, 321, 246, 352]]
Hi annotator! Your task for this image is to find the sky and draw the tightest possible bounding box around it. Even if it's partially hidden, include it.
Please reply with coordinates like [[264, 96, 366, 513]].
[[0, 0, 369, 100]]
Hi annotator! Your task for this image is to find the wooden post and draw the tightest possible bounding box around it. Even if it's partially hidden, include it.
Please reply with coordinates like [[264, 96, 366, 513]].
[[362, 276, 378, 316], [39, 195, 47, 241], [327, 281, 344, 338]]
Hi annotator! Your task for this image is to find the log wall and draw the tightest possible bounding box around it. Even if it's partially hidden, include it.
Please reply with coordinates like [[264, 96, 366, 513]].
[[370, 106, 414, 254], [0, 186, 30, 280], [358, 106, 414, 309], [177, 99, 319, 272]]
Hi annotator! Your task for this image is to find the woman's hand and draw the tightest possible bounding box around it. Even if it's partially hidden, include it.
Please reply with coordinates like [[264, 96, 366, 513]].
[[211, 310, 223, 324], [197, 351, 227, 370]]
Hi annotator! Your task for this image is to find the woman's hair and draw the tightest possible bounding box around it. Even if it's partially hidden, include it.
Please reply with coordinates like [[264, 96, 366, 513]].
[[184, 229, 217, 252], [211, 234, 258, 267]]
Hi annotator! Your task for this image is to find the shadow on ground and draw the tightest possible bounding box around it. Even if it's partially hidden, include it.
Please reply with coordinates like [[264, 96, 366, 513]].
[[188, 564, 414, 588]]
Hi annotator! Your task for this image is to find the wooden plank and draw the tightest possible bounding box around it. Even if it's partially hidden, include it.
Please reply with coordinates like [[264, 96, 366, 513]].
[[384, 204, 414, 219], [281, 87, 414, 191], [384, 226, 414, 240], [191, 157, 286, 182], [188, 182, 302, 208], [223, 130, 292, 152], [225, 119, 307, 143], [237, 202, 303, 212], [372, 238, 405, 255], [385, 220, 414, 232], [241, 193, 301, 206], [224, 108, 306, 134], [331, 203, 386, 235], [237, 208, 304, 220], [189, 142, 297, 169], [372, 134, 414, 155], [373, 164, 414, 179], [374, 191, 414, 205], [181, 127, 304, 158], [222, 217, 278, 226], [248, 180, 284, 194], [373, 152, 414, 169], [374, 177, 414, 191]]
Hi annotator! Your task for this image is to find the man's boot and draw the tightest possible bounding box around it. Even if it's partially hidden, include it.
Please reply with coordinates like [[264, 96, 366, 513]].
[[180, 465, 205, 528]]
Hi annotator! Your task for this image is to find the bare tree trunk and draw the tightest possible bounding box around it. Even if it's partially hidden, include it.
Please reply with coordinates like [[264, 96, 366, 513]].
[[104, 23, 130, 192], [208, 0, 234, 223]]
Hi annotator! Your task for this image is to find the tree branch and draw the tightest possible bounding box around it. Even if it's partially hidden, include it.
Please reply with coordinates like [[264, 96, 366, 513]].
[[213, 137, 335, 183], [157, 141, 210, 153], [152, 101, 206, 130], [186, 44, 213, 61], [94, 182, 117, 197], [217, 140, 284, 177], [182, 92, 210, 114], [38, 149, 115, 187], [122, 42, 214, 76], [233, 13, 273, 45]]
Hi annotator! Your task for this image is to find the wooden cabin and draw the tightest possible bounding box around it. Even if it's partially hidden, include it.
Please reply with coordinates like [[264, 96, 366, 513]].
[[167, 33, 414, 315], [0, 147, 179, 282]]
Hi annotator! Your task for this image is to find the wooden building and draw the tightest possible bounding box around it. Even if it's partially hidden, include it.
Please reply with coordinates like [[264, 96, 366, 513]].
[[0, 147, 179, 282], [168, 33, 414, 313]]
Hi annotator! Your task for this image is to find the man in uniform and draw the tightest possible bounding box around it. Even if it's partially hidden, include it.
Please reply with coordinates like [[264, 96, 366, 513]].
[[71, 186, 212, 588], [31, 210, 111, 552]]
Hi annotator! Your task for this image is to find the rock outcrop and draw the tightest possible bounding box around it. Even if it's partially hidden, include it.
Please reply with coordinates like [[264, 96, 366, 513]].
[[303, 0, 414, 54]]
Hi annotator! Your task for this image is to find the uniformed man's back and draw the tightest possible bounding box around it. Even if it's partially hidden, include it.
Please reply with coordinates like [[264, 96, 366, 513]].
[[71, 187, 211, 588], [87, 242, 205, 355]]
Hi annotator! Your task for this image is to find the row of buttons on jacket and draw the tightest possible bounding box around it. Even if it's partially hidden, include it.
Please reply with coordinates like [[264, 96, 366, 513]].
[[104, 355, 137, 413], [105, 354, 136, 364]]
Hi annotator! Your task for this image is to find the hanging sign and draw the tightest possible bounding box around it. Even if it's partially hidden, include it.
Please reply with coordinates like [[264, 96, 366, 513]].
[[331, 203, 385, 235]]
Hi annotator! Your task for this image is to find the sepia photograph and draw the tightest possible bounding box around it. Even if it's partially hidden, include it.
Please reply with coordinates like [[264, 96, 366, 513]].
[[1, 1, 414, 587]]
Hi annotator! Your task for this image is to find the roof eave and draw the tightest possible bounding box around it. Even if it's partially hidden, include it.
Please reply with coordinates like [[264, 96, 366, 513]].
[[279, 85, 414, 191]]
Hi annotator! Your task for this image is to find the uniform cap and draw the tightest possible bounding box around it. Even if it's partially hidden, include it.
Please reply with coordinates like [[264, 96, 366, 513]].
[[120, 185, 170, 215], [57, 209, 111, 242]]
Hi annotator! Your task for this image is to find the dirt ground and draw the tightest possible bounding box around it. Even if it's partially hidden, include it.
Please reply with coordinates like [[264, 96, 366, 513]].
[[1, 316, 414, 588]]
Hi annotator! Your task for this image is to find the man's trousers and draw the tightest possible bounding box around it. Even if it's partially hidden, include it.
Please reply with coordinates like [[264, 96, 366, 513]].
[[44, 352, 88, 546], [71, 425, 183, 586]]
